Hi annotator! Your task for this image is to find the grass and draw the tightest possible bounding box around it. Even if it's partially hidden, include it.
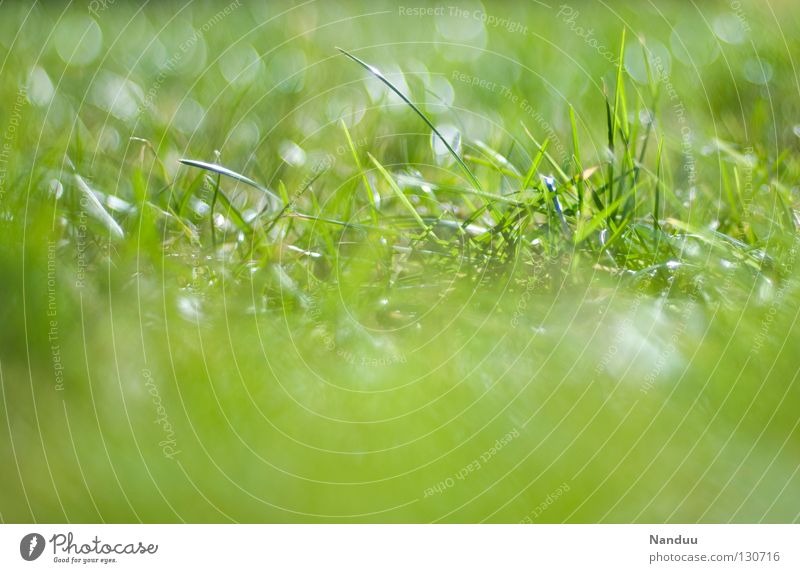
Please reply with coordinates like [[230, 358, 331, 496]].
[[1, 0, 800, 523]]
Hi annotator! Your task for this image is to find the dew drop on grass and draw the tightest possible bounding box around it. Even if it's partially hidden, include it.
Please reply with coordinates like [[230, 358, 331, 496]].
[[219, 44, 262, 86], [743, 58, 773, 85], [670, 19, 719, 67], [144, 41, 168, 73], [173, 26, 208, 76], [48, 179, 63, 200], [424, 76, 455, 114], [90, 72, 145, 122], [625, 40, 670, 85], [435, 2, 484, 41], [229, 121, 260, 148], [326, 88, 366, 127], [54, 15, 103, 66], [98, 126, 120, 152], [174, 99, 206, 134], [26, 67, 54, 106], [639, 109, 655, 126], [191, 199, 209, 217], [431, 124, 460, 166], [268, 48, 307, 94], [156, 22, 207, 76], [381, 65, 412, 112], [279, 141, 307, 167], [713, 14, 747, 45], [434, 3, 486, 62]]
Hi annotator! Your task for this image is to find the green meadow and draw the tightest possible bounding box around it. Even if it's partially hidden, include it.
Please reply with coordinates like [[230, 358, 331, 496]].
[[1, 0, 799, 522]]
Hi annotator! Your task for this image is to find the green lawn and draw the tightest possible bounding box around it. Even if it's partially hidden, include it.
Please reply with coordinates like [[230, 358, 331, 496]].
[[1, 0, 799, 522]]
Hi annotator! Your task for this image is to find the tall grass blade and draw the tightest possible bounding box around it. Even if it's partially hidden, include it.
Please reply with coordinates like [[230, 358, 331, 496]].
[[569, 106, 584, 217], [337, 47, 481, 191], [654, 137, 663, 233], [613, 28, 629, 142], [521, 137, 549, 192], [340, 119, 379, 224]]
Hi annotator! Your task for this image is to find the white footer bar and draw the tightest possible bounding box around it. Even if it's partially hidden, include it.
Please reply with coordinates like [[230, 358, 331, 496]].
[[1, 524, 797, 572]]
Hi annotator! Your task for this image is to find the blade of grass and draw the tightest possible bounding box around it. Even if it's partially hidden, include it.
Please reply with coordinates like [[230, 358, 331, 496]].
[[521, 123, 570, 183], [464, 154, 521, 180], [544, 176, 570, 237], [574, 185, 637, 244], [721, 162, 740, 226], [664, 218, 768, 269], [130, 137, 170, 184], [337, 47, 481, 191], [521, 137, 549, 191], [654, 137, 663, 234], [263, 180, 303, 237], [773, 182, 797, 232], [288, 212, 404, 236], [569, 106, 584, 217], [340, 119, 379, 225], [176, 171, 205, 216], [613, 28, 629, 142], [605, 28, 627, 216], [599, 213, 632, 253], [397, 175, 522, 204], [368, 153, 440, 241], [65, 157, 124, 240], [179, 158, 282, 207], [604, 89, 615, 212], [203, 175, 251, 236], [732, 166, 757, 243]]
